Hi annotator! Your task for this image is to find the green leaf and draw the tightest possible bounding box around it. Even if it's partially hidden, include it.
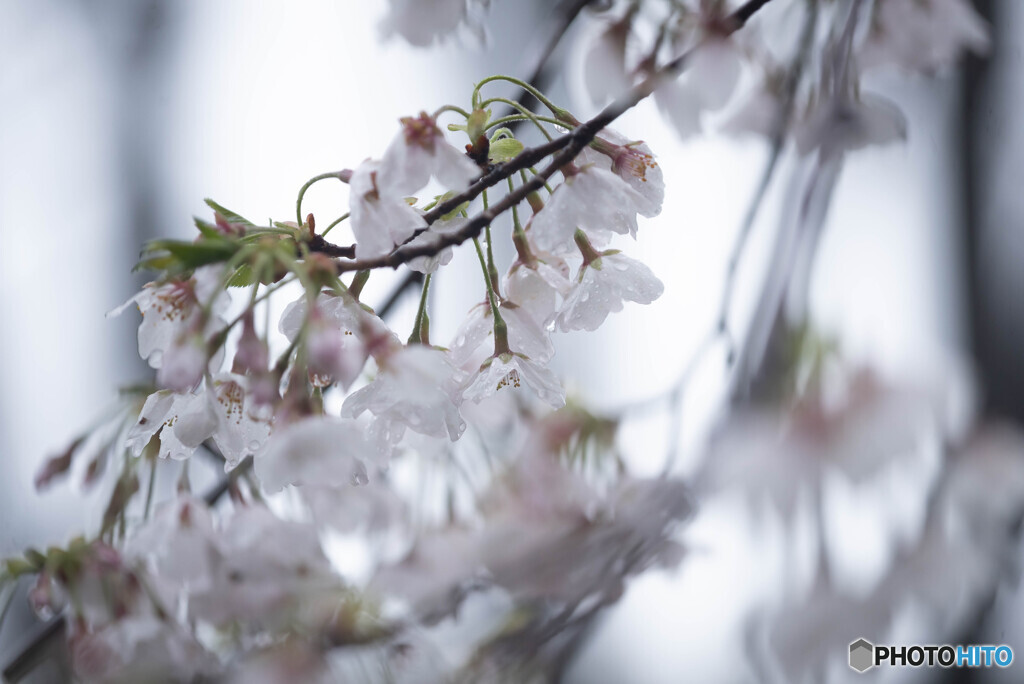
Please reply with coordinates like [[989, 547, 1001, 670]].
[[227, 264, 258, 287], [489, 137, 524, 163], [135, 238, 238, 274], [193, 217, 224, 240], [204, 199, 256, 227]]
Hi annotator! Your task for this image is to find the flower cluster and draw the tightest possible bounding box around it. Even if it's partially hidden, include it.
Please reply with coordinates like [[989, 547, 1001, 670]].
[[11, 66, 682, 680], [8, 0, 1009, 680]]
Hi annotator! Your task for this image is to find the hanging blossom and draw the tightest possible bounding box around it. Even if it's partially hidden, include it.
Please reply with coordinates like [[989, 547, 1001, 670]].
[[379, 112, 480, 197], [462, 350, 566, 409], [530, 163, 649, 253], [379, 0, 489, 47], [342, 343, 467, 442], [581, 8, 636, 105], [577, 128, 665, 218], [449, 299, 555, 376], [280, 291, 397, 389], [108, 265, 227, 372], [859, 0, 990, 74], [254, 416, 375, 493], [125, 373, 271, 468], [503, 233, 573, 328], [349, 159, 428, 260], [654, 3, 745, 138], [556, 237, 664, 333], [405, 215, 467, 274]]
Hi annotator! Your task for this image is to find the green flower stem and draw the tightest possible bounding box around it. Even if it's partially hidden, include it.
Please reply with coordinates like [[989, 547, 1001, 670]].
[[431, 104, 472, 120], [408, 273, 432, 345], [472, 236, 508, 354], [472, 75, 570, 121], [320, 212, 350, 238], [574, 229, 603, 266], [486, 113, 570, 132], [482, 190, 501, 296], [296, 171, 346, 227], [349, 270, 370, 300], [477, 97, 555, 141]]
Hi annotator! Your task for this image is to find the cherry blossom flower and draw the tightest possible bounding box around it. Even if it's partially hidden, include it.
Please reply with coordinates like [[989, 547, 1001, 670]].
[[156, 333, 208, 392], [126, 373, 270, 467], [719, 75, 788, 139], [379, 112, 480, 197], [449, 300, 555, 377], [380, 0, 486, 47], [478, 452, 689, 603], [125, 495, 219, 590], [530, 165, 648, 253], [343, 344, 466, 441], [462, 351, 566, 409], [696, 371, 949, 522], [503, 254, 572, 328], [556, 250, 664, 333], [187, 504, 342, 629], [405, 215, 466, 274], [582, 12, 634, 105], [108, 265, 227, 370], [254, 416, 374, 493], [349, 159, 428, 259], [371, 527, 483, 623], [579, 129, 665, 218], [280, 291, 396, 386], [860, 0, 990, 74], [795, 92, 907, 158], [656, 35, 744, 138]]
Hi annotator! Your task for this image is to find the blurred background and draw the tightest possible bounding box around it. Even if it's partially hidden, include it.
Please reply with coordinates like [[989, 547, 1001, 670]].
[[1, 0, 1022, 681]]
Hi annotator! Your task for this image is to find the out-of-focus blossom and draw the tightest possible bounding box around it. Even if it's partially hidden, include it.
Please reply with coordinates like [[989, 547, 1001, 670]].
[[697, 370, 947, 522], [254, 416, 373, 493], [343, 344, 466, 441], [860, 0, 990, 74], [582, 13, 634, 104], [188, 504, 342, 629], [281, 291, 396, 385], [656, 36, 744, 138], [795, 92, 907, 158], [380, 0, 487, 47]]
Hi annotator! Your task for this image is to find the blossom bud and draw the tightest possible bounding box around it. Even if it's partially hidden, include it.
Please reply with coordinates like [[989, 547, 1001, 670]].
[[233, 312, 269, 374]]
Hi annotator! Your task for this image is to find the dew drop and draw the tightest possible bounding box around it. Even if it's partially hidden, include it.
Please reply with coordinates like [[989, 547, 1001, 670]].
[[248, 440, 262, 452]]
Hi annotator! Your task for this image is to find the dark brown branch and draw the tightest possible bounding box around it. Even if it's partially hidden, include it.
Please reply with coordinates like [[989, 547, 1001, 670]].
[[307, 233, 355, 259]]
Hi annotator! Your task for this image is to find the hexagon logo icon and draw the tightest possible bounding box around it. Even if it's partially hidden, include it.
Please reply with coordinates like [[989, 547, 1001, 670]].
[[849, 638, 875, 673]]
